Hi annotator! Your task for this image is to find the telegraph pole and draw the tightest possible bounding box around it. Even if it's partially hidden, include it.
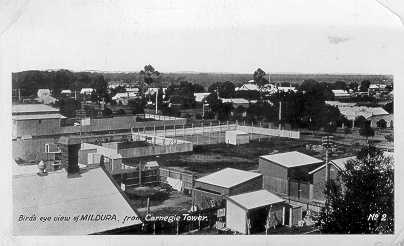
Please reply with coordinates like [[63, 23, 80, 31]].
[[155, 89, 158, 114], [322, 136, 334, 185], [278, 101, 282, 130]]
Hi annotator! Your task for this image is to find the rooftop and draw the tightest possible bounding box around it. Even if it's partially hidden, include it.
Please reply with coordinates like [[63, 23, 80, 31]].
[[221, 98, 250, 104], [260, 151, 323, 168], [12, 104, 59, 114], [227, 189, 284, 210], [195, 168, 261, 189], [13, 165, 141, 235], [330, 156, 357, 170], [12, 113, 66, 121]]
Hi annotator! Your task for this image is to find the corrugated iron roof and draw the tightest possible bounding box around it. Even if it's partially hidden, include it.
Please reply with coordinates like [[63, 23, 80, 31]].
[[260, 151, 323, 168], [13, 167, 141, 235], [196, 168, 261, 188], [227, 189, 284, 210], [12, 104, 59, 114]]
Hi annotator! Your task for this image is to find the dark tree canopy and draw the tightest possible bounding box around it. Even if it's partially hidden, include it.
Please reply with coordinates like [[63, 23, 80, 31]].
[[359, 80, 371, 92], [140, 65, 161, 85], [165, 81, 198, 108], [253, 68, 269, 87], [318, 146, 394, 234], [208, 81, 235, 98], [102, 107, 113, 117], [128, 98, 146, 115], [359, 124, 375, 141], [333, 81, 347, 90], [57, 98, 81, 118], [376, 119, 387, 129]]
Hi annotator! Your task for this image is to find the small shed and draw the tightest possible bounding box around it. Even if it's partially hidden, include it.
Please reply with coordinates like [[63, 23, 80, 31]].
[[225, 189, 288, 234], [225, 130, 249, 145]]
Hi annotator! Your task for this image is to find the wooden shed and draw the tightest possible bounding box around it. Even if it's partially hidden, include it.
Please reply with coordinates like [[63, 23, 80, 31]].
[[192, 168, 263, 210], [259, 151, 323, 201]]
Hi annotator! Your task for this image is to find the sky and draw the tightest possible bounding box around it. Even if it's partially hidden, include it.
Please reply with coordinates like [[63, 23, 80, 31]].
[[0, 0, 403, 74]]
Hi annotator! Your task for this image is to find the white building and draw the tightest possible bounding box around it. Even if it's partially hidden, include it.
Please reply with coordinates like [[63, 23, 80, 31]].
[[277, 86, 297, 93], [194, 92, 211, 103], [225, 130, 249, 145], [226, 189, 288, 234], [60, 89, 72, 95], [332, 89, 350, 98], [37, 89, 51, 98], [80, 88, 94, 95]]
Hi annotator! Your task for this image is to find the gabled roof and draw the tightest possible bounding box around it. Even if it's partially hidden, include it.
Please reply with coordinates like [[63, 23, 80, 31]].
[[308, 156, 356, 175], [227, 189, 284, 210], [331, 156, 357, 170], [196, 168, 261, 189], [260, 151, 323, 168]]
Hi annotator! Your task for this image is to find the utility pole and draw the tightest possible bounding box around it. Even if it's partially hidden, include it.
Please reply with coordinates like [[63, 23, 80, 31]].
[[202, 101, 205, 119], [322, 136, 334, 185], [155, 89, 158, 115], [278, 101, 282, 131]]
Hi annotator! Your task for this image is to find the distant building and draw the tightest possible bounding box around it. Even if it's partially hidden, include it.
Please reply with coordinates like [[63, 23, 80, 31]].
[[112, 92, 139, 105], [331, 89, 350, 98], [368, 114, 393, 128], [80, 88, 94, 95], [225, 130, 249, 145], [194, 92, 211, 103], [221, 98, 251, 108], [236, 81, 277, 94], [36, 88, 57, 104], [145, 87, 167, 95], [368, 84, 387, 94], [12, 104, 65, 139], [325, 101, 389, 121], [277, 86, 297, 93], [192, 168, 263, 210], [60, 89, 72, 96], [37, 89, 51, 98]]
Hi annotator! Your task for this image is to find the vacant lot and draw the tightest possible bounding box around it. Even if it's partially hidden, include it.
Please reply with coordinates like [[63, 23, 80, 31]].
[[149, 137, 335, 175]]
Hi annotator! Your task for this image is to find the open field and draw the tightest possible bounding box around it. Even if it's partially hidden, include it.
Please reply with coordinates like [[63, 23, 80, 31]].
[[132, 137, 358, 176]]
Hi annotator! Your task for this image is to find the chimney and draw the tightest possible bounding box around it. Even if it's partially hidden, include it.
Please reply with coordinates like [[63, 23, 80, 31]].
[[58, 136, 81, 175]]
